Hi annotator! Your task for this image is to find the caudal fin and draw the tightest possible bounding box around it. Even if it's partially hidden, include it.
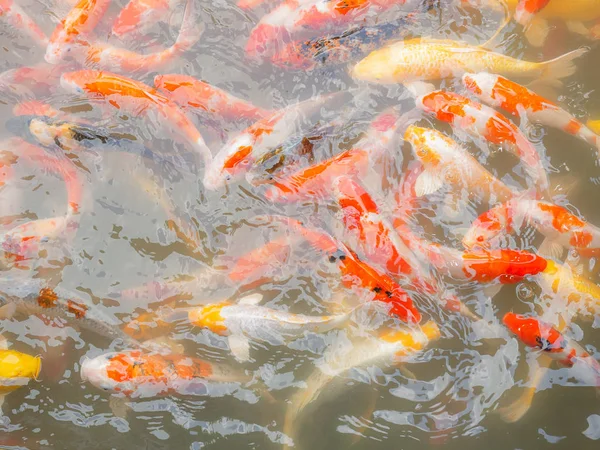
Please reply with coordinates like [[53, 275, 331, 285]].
[[174, 0, 205, 52], [538, 48, 588, 88]]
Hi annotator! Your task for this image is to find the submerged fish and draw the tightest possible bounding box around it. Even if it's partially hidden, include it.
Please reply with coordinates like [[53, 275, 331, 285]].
[[112, 0, 179, 38], [462, 72, 600, 161], [416, 90, 549, 195], [514, 0, 551, 26], [179, 293, 354, 361], [352, 38, 587, 87], [81, 350, 249, 398], [0, 0, 48, 47], [0, 336, 41, 408]]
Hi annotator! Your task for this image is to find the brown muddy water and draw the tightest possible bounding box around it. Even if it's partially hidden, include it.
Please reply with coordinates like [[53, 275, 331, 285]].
[[1, 0, 600, 448]]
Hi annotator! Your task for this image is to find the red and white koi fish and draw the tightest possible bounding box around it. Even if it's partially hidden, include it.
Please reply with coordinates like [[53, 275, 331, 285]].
[[416, 90, 549, 195], [0, 0, 48, 47], [72, 0, 203, 73], [0, 63, 68, 102], [60, 70, 212, 168], [154, 74, 271, 122], [13, 100, 61, 118], [504, 312, 600, 380], [463, 72, 600, 160], [112, 0, 179, 38], [204, 93, 340, 190], [81, 350, 248, 398], [464, 196, 600, 256], [515, 0, 551, 27], [333, 176, 480, 319], [405, 125, 517, 204], [262, 109, 399, 203], [246, 0, 408, 60], [45, 0, 111, 64]]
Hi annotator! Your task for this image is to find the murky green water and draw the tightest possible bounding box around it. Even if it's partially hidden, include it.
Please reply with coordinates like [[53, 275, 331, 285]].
[[1, 0, 600, 448]]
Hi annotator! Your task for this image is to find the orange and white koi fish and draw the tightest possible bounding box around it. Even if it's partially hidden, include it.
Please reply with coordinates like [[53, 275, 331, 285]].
[[514, 0, 551, 26], [266, 215, 422, 323], [45, 0, 111, 64], [463, 72, 600, 161], [60, 70, 212, 168], [333, 176, 480, 319], [179, 293, 354, 361], [405, 125, 517, 204], [154, 74, 271, 122], [352, 38, 587, 87], [0, 0, 48, 47], [0, 336, 41, 409], [12, 101, 61, 118], [204, 93, 340, 190], [81, 350, 248, 398], [262, 109, 398, 203], [72, 0, 203, 73], [246, 0, 408, 59], [112, 0, 179, 38], [0, 63, 68, 102], [464, 197, 600, 256], [504, 312, 600, 380], [416, 90, 549, 195]]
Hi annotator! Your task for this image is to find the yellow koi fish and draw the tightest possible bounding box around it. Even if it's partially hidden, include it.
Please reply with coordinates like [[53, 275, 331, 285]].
[[0, 335, 41, 409]]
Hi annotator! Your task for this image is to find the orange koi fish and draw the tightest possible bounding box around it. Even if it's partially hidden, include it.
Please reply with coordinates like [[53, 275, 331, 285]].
[[112, 0, 178, 38], [352, 38, 586, 86], [45, 0, 111, 64], [333, 176, 479, 319], [154, 74, 271, 122], [228, 235, 293, 285], [268, 215, 422, 323], [73, 0, 203, 73], [464, 197, 600, 256], [515, 0, 551, 26], [262, 109, 398, 203], [0, 0, 48, 47], [60, 70, 212, 167], [504, 312, 600, 380], [463, 73, 600, 161], [81, 350, 247, 397], [405, 125, 517, 204], [416, 90, 549, 195]]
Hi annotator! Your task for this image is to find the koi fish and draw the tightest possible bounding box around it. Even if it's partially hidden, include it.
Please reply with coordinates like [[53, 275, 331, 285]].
[[266, 215, 422, 323], [12, 101, 61, 118], [237, 0, 278, 9], [462, 72, 600, 161], [464, 196, 600, 257], [262, 109, 398, 203], [416, 90, 549, 195], [112, 0, 179, 38], [154, 74, 271, 122], [0, 0, 48, 47], [333, 176, 479, 319], [45, 0, 111, 64], [405, 125, 517, 205], [60, 70, 212, 168], [72, 0, 203, 73], [0, 63, 68, 102], [352, 38, 587, 87], [0, 336, 41, 409], [504, 312, 600, 378], [283, 320, 441, 450], [81, 350, 249, 398], [514, 0, 551, 27], [0, 278, 140, 347], [204, 92, 342, 190], [178, 293, 354, 361]]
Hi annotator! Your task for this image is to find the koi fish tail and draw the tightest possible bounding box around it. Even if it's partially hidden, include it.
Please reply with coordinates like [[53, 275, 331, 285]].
[[172, 0, 205, 54], [537, 48, 588, 88]]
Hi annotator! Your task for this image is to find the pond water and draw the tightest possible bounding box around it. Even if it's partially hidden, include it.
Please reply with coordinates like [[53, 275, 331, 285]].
[[1, 0, 600, 448]]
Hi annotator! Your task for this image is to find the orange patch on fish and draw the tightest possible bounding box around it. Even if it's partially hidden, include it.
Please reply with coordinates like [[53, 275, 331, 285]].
[[564, 119, 583, 135], [537, 202, 585, 232], [67, 299, 88, 318], [188, 302, 229, 335], [37, 288, 59, 308], [223, 145, 253, 170]]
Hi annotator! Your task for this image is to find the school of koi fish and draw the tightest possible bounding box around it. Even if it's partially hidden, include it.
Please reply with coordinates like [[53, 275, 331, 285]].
[[2, 0, 600, 447]]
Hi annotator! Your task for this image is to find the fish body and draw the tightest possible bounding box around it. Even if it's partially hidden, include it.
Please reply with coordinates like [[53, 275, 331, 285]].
[[463, 72, 600, 159], [404, 125, 516, 203], [464, 197, 600, 254], [0, 63, 67, 102], [416, 90, 549, 194], [45, 0, 111, 63], [154, 74, 271, 122], [112, 0, 177, 38], [0, 0, 48, 47], [352, 38, 586, 85], [515, 0, 551, 26], [504, 312, 600, 377], [81, 350, 245, 397], [60, 70, 212, 167], [0, 348, 40, 396]]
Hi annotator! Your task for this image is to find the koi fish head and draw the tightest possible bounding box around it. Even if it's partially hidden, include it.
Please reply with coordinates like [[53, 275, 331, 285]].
[[503, 313, 566, 352], [416, 90, 469, 122], [351, 47, 394, 83], [462, 203, 511, 249], [188, 302, 230, 335], [0, 350, 42, 391], [204, 135, 258, 190], [81, 351, 137, 394], [462, 73, 498, 105], [59, 71, 88, 95]]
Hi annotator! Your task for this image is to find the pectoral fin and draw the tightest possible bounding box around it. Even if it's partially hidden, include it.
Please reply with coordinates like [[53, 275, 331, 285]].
[[415, 169, 444, 197], [538, 238, 565, 262], [404, 81, 436, 98], [228, 334, 251, 362], [524, 17, 549, 47], [238, 293, 263, 306]]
